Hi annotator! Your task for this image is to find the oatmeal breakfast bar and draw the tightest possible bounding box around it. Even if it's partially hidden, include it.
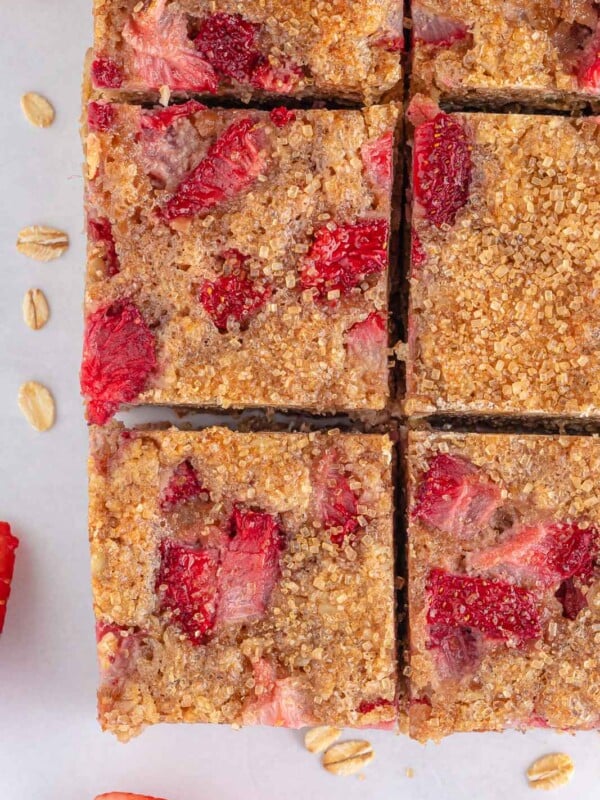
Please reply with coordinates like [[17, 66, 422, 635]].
[[90, 0, 403, 103], [406, 98, 600, 419], [81, 101, 400, 422], [406, 430, 600, 741], [410, 0, 600, 110], [89, 425, 398, 739]]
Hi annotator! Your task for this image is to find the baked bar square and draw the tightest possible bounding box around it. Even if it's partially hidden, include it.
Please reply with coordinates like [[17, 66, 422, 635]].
[[90, 425, 398, 739]]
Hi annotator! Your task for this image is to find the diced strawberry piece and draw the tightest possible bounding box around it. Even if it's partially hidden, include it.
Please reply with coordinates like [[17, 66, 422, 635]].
[[88, 217, 120, 277], [555, 578, 588, 620], [200, 262, 271, 332], [361, 131, 394, 193], [159, 460, 210, 511], [217, 506, 283, 625], [311, 450, 360, 546], [577, 26, 600, 90], [156, 539, 219, 644], [269, 106, 296, 128], [374, 33, 404, 51], [413, 453, 501, 538], [251, 60, 302, 93], [0, 522, 19, 634], [357, 697, 395, 714], [345, 312, 388, 375], [467, 521, 597, 586], [412, 6, 468, 46], [427, 569, 542, 646], [159, 117, 267, 221], [243, 659, 313, 728], [140, 100, 206, 131], [428, 624, 482, 678], [413, 111, 472, 227], [88, 101, 116, 133], [411, 230, 427, 268], [122, 0, 217, 92], [91, 56, 123, 88], [195, 12, 261, 84], [96, 622, 143, 689], [406, 94, 442, 127], [299, 219, 388, 301], [81, 301, 157, 425], [96, 794, 168, 800]]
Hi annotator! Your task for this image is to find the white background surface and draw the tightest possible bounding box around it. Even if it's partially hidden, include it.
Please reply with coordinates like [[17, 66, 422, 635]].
[[0, 2, 599, 799]]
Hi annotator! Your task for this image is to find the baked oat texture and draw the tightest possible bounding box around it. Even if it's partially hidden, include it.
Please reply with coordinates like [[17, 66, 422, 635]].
[[407, 430, 600, 741], [407, 109, 600, 419], [89, 425, 398, 740]]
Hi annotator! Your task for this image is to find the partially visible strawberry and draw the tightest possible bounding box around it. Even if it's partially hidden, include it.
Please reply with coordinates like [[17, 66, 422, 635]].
[[311, 450, 360, 546], [412, 6, 468, 46], [122, 0, 217, 92], [413, 111, 472, 226], [345, 312, 388, 376], [139, 100, 206, 131], [96, 794, 169, 800], [159, 460, 210, 512], [159, 117, 267, 221], [0, 522, 19, 634], [250, 60, 302, 93], [427, 568, 542, 647], [357, 697, 395, 714], [137, 105, 202, 192], [81, 301, 157, 425], [299, 219, 389, 301], [91, 56, 123, 88], [195, 12, 261, 84], [156, 539, 219, 644], [373, 33, 404, 51], [361, 131, 394, 193], [88, 101, 116, 133], [413, 453, 501, 538], [428, 624, 482, 678], [88, 218, 120, 277], [555, 578, 588, 620], [269, 106, 296, 128], [242, 659, 313, 728], [467, 521, 597, 586], [200, 256, 271, 332], [577, 26, 600, 90], [411, 230, 427, 269], [217, 506, 283, 625]]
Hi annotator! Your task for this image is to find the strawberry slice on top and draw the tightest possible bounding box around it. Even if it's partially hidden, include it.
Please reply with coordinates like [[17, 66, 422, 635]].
[[159, 460, 211, 512], [0, 522, 19, 634], [311, 450, 361, 546]]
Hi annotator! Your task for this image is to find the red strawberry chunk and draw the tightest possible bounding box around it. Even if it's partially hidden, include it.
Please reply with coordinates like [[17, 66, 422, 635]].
[[250, 60, 302, 93], [217, 506, 283, 625], [299, 219, 389, 301], [200, 265, 271, 332], [361, 131, 394, 193], [467, 521, 597, 586], [0, 522, 19, 634], [412, 6, 468, 46], [122, 0, 217, 92], [88, 217, 120, 277], [159, 117, 267, 221], [427, 568, 542, 646], [413, 453, 501, 538], [157, 539, 219, 643], [312, 450, 360, 546], [140, 100, 206, 131], [428, 624, 482, 678], [195, 12, 261, 84], [413, 111, 472, 226], [269, 106, 296, 128], [411, 230, 427, 269], [88, 101, 116, 132], [81, 301, 157, 425], [577, 26, 600, 90], [243, 659, 313, 727], [555, 578, 588, 620], [96, 793, 169, 800], [345, 312, 388, 375], [374, 33, 404, 51], [91, 56, 123, 88], [357, 697, 395, 714], [160, 460, 210, 511]]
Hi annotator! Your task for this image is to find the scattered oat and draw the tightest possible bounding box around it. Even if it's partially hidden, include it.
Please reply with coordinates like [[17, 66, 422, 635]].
[[18, 381, 55, 432], [304, 726, 341, 754], [87, 133, 100, 179], [16, 226, 69, 262], [159, 84, 171, 106], [20, 92, 55, 128], [406, 767, 415, 779], [322, 740, 374, 776], [22, 289, 50, 330], [527, 753, 574, 790]]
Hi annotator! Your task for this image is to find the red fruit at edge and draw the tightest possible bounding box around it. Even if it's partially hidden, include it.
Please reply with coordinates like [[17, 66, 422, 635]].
[[88, 217, 120, 277], [217, 506, 283, 624], [361, 131, 394, 192], [413, 453, 501, 538], [81, 301, 157, 425], [374, 33, 404, 51], [91, 57, 123, 88], [195, 12, 261, 83], [96, 792, 169, 800], [160, 460, 210, 511], [357, 698, 395, 714], [345, 312, 387, 374], [269, 106, 296, 128], [157, 539, 219, 643], [427, 568, 542, 646], [0, 522, 19, 634], [88, 101, 116, 132], [412, 7, 468, 46], [242, 659, 312, 728], [251, 60, 302, 93], [140, 100, 207, 131], [555, 578, 588, 620], [413, 112, 472, 226], [299, 219, 388, 301], [312, 450, 360, 546], [468, 521, 597, 586], [159, 117, 267, 221], [200, 262, 271, 332], [577, 27, 600, 90], [411, 230, 427, 268], [428, 624, 482, 678]]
